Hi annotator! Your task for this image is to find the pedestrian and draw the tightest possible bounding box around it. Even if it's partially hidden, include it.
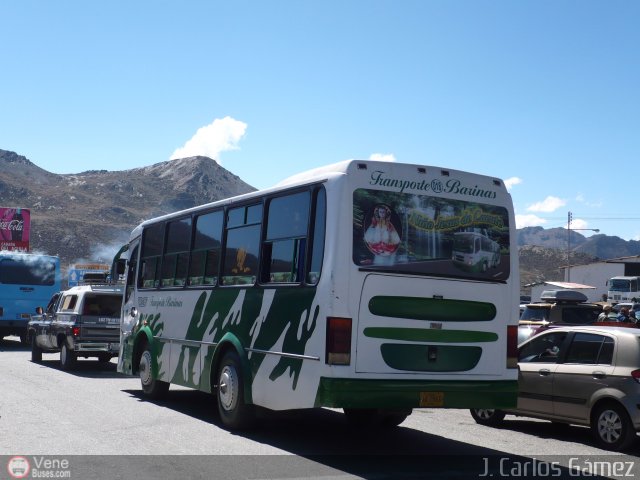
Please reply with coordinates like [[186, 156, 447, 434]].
[[597, 305, 612, 322], [616, 307, 632, 323], [629, 309, 637, 324]]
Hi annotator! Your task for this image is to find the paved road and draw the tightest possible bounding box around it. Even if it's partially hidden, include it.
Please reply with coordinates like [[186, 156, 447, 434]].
[[1, 336, 638, 479]]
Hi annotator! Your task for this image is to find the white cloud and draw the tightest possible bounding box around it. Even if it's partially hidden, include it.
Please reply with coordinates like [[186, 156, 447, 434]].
[[527, 196, 566, 213], [503, 177, 522, 191], [170, 116, 247, 164], [369, 153, 396, 162], [569, 218, 590, 230], [516, 214, 547, 229]]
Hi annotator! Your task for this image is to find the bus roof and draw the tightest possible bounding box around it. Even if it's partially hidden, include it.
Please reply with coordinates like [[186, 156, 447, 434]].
[[0, 251, 59, 261], [128, 159, 509, 239]]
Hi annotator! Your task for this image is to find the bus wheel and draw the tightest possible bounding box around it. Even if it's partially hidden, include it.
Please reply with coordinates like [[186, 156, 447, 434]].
[[139, 347, 169, 400], [344, 408, 380, 428], [31, 336, 42, 363], [343, 408, 410, 428], [216, 350, 254, 430], [470, 408, 505, 427], [380, 409, 412, 428], [60, 343, 76, 370]]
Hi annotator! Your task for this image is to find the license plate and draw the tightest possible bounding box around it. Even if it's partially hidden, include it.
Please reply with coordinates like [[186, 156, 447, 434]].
[[420, 391, 444, 407]]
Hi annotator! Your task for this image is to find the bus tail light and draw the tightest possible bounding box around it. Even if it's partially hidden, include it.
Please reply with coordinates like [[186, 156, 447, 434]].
[[506, 325, 518, 368], [326, 317, 352, 365], [631, 370, 640, 384], [72, 327, 81, 337]]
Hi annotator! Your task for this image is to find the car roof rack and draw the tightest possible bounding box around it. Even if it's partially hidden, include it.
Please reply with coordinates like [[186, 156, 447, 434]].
[[540, 289, 588, 303]]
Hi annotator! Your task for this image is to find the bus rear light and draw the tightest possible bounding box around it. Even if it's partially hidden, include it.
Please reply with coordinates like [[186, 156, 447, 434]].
[[72, 327, 81, 337], [632, 370, 640, 384], [326, 317, 352, 365], [506, 325, 518, 369]]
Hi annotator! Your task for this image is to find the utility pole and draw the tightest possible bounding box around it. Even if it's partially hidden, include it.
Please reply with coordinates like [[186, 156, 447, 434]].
[[566, 211, 599, 283], [567, 212, 572, 282]]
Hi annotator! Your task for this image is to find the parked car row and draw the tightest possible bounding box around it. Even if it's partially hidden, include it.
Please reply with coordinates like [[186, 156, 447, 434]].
[[518, 289, 638, 343], [471, 324, 640, 452], [26, 283, 123, 370]]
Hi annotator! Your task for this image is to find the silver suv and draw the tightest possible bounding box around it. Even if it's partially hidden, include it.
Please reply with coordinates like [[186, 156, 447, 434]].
[[470, 325, 640, 451], [518, 290, 602, 343]]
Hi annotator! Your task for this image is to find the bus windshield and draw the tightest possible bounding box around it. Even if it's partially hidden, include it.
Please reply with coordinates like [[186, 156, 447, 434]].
[[609, 279, 631, 292], [352, 188, 510, 281]]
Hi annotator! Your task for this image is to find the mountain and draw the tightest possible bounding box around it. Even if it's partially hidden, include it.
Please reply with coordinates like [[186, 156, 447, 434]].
[[0, 149, 255, 271], [2, 148, 638, 291], [517, 226, 640, 259]]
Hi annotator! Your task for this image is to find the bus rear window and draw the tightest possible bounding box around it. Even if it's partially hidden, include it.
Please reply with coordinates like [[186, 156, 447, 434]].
[[352, 189, 510, 282], [0, 258, 57, 286]]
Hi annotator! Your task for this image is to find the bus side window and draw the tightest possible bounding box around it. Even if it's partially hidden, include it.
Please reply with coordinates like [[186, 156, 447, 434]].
[[161, 217, 191, 288], [189, 211, 223, 287], [222, 204, 262, 286], [306, 187, 326, 285], [139, 223, 164, 289], [261, 191, 310, 284]]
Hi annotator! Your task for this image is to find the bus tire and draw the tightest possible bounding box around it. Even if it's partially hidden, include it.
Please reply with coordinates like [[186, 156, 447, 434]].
[[31, 336, 42, 363], [139, 347, 169, 400], [344, 408, 376, 428], [470, 408, 505, 427], [60, 343, 76, 370], [380, 409, 412, 428], [216, 350, 254, 430]]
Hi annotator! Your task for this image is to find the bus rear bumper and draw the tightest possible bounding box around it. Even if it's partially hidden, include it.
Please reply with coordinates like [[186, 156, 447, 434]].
[[315, 378, 518, 409]]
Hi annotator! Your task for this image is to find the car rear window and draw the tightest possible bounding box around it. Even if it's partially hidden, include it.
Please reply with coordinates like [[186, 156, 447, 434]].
[[82, 294, 122, 317], [560, 306, 601, 324], [520, 306, 549, 322], [565, 333, 614, 365]]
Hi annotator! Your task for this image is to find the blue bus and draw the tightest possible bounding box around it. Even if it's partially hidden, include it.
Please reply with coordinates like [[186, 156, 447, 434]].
[[0, 252, 61, 342]]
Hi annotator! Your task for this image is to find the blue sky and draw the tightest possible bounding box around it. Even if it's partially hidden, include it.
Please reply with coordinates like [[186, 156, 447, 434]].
[[1, 1, 638, 239]]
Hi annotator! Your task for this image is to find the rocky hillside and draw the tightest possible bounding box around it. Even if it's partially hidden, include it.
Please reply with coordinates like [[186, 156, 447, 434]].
[[518, 244, 597, 289], [518, 226, 640, 259], [1, 149, 637, 291], [0, 149, 255, 270]]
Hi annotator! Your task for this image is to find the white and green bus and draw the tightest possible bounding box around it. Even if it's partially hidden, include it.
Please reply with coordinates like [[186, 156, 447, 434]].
[[116, 159, 519, 429]]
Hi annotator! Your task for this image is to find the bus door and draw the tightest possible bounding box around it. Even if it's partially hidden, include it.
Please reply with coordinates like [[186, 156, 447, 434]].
[[118, 240, 138, 373]]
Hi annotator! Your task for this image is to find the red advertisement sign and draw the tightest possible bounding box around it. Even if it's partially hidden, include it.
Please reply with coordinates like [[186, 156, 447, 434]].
[[0, 207, 30, 252]]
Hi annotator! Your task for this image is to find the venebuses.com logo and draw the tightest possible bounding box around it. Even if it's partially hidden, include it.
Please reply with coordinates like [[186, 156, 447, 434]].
[[7, 456, 30, 479], [6, 456, 71, 478]]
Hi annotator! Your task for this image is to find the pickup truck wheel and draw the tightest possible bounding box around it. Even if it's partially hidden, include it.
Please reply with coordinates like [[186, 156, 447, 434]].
[[98, 354, 111, 363], [139, 348, 169, 399], [216, 350, 254, 430], [60, 343, 77, 370], [31, 336, 42, 363]]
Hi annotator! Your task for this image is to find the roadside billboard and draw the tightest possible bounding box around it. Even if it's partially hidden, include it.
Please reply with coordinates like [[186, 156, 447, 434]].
[[0, 207, 30, 252]]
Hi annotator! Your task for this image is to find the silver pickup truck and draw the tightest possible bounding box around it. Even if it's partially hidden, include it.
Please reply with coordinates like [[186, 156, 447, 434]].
[[27, 284, 123, 369]]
